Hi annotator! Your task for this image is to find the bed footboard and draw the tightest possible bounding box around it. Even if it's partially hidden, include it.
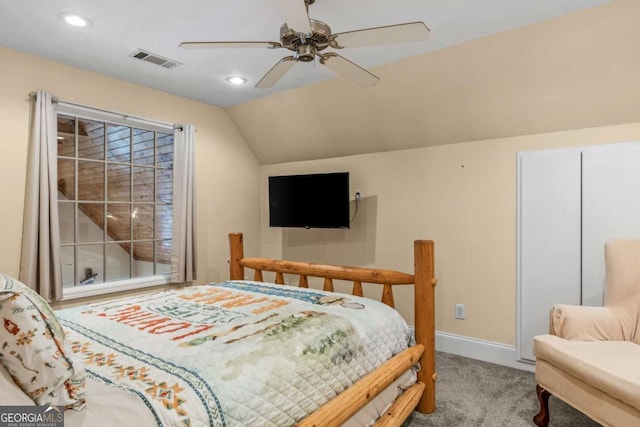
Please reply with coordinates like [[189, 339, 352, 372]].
[[298, 344, 425, 427], [228, 232, 436, 424]]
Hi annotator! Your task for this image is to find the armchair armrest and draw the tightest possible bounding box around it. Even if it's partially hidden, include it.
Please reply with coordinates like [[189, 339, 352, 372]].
[[550, 304, 627, 341]]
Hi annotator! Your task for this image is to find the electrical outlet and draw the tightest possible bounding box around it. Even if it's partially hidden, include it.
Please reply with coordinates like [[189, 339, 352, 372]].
[[455, 304, 465, 320], [355, 190, 362, 202]]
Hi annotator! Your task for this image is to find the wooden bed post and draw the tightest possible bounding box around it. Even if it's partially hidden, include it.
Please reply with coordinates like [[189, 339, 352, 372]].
[[414, 239, 436, 414], [229, 232, 244, 280]]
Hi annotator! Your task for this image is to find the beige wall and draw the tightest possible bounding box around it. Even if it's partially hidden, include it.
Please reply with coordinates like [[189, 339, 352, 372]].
[[260, 123, 640, 346], [0, 46, 261, 289]]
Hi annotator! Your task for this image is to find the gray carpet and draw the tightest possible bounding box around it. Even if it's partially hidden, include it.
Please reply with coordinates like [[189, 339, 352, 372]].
[[404, 352, 601, 427]]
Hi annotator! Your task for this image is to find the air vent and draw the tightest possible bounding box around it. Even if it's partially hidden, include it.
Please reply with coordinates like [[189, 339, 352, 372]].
[[130, 49, 182, 69]]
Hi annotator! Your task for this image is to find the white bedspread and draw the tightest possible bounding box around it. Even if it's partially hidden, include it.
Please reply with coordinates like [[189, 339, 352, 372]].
[[55, 281, 413, 426]]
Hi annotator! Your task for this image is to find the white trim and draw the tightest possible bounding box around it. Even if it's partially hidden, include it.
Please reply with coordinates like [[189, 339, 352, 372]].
[[435, 331, 535, 372], [516, 152, 525, 362], [62, 275, 170, 300], [55, 101, 173, 133]]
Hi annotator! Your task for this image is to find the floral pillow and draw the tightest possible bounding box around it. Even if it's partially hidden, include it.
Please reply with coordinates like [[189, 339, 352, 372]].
[[0, 274, 85, 409]]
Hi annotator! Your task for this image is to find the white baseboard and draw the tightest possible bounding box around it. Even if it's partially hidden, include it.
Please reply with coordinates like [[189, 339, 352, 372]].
[[435, 331, 535, 372]]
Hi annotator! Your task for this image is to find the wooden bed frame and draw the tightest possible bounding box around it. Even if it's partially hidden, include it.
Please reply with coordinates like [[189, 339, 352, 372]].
[[228, 232, 436, 426]]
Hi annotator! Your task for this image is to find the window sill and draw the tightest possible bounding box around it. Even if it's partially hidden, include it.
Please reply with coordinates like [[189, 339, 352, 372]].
[[62, 275, 171, 300]]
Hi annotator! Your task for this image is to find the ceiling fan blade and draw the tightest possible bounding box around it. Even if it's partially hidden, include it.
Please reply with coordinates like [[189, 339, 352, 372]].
[[256, 56, 298, 89], [180, 41, 281, 49], [331, 21, 430, 49], [275, 0, 312, 34], [319, 53, 380, 88]]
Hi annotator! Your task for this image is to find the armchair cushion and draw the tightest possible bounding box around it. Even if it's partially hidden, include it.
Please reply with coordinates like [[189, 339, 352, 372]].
[[550, 304, 629, 341], [534, 334, 640, 412]]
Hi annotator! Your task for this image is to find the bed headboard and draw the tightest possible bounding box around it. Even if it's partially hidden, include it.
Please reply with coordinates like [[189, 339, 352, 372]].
[[228, 232, 433, 308]]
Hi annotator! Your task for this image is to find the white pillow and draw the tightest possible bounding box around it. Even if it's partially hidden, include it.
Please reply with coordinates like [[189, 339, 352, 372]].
[[0, 274, 86, 409]]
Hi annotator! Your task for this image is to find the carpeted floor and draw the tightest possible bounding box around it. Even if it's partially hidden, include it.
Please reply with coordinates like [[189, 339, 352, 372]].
[[403, 352, 601, 427]]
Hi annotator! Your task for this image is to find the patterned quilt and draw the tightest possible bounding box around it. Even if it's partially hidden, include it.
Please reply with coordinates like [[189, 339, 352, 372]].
[[56, 281, 412, 426]]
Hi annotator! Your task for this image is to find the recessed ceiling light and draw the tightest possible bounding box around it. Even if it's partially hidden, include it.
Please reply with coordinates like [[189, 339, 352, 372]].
[[225, 76, 247, 85], [61, 13, 91, 27]]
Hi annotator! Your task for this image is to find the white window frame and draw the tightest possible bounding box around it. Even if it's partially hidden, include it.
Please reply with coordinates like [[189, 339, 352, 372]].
[[56, 103, 173, 300]]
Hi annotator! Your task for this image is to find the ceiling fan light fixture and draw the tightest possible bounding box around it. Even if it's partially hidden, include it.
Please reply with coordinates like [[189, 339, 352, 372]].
[[225, 76, 248, 85], [61, 12, 91, 27], [295, 45, 316, 62]]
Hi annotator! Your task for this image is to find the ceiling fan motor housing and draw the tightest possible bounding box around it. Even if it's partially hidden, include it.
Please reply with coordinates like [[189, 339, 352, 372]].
[[280, 19, 332, 59]]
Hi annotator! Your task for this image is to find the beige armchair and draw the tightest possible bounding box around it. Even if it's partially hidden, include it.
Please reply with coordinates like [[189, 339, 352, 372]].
[[533, 238, 640, 427]]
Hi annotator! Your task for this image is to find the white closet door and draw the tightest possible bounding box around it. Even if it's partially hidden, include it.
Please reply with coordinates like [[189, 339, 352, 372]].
[[517, 149, 582, 362], [581, 143, 640, 306]]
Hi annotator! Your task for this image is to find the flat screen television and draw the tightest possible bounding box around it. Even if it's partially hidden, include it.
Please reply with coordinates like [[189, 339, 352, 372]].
[[269, 172, 350, 229]]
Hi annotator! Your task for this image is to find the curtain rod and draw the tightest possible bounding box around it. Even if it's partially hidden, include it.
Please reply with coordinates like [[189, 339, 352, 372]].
[[27, 91, 183, 131]]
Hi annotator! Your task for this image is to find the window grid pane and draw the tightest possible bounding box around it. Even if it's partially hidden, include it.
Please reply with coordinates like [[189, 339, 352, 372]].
[[132, 241, 154, 279], [57, 116, 76, 157], [157, 133, 174, 168], [77, 244, 104, 286], [156, 205, 172, 240], [77, 203, 104, 244], [133, 128, 155, 165], [133, 204, 154, 240], [57, 113, 174, 289], [78, 119, 105, 160], [133, 166, 154, 202], [61, 246, 75, 287], [106, 204, 131, 241], [107, 124, 131, 163], [78, 161, 105, 201], [107, 164, 131, 201], [156, 239, 172, 274], [57, 158, 76, 200], [106, 243, 131, 282], [156, 168, 173, 204], [59, 202, 75, 244]]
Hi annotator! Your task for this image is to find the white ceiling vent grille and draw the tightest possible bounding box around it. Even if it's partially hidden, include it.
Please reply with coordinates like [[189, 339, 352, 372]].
[[130, 49, 182, 69]]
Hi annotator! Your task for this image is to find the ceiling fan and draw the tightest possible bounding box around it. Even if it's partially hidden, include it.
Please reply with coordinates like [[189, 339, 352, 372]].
[[179, 0, 430, 89]]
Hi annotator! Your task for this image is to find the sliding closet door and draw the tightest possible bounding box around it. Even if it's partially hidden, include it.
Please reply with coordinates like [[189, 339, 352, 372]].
[[581, 143, 640, 306], [517, 149, 582, 362]]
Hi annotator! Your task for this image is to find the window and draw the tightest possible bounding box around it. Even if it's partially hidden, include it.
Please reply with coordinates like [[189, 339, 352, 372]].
[[56, 113, 174, 295]]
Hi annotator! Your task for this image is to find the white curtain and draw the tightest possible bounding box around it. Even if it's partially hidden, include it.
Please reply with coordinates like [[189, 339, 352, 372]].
[[171, 124, 197, 283], [19, 90, 63, 300]]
